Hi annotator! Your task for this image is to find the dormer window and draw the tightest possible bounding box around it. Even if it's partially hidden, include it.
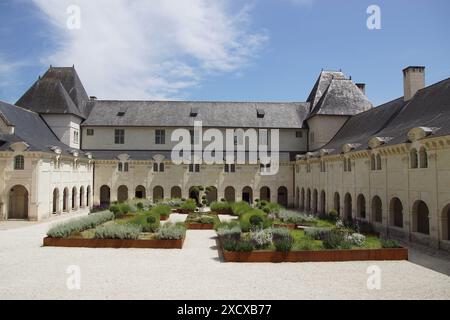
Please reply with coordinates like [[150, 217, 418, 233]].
[[117, 112, 125, 117], [14, 155, 25, 170], [257, 109, 265, 119], [118, 162, 129, 172], [153, 162, 165, 172], [190, 108, 198, 117]]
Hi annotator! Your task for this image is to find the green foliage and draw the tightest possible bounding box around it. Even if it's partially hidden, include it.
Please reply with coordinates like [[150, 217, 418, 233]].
[[230, 201, 251, 216], [109, 203, 130, 219], [217, 226, 242, 241], [215, 220, 240, 231], [304, 227, 331, 241], [274, 234, 294, 252], [180, 199, 197, 213], [249, 215, 264, 227], [327, 210, 339, 222], [200, 216, 215, 224], [259, 202, 282, 215], [222, 240, 254, 252], [136, 202, 144, 211], [129, 211, 160, 232], [322, 229, 349, 249], [156, 223, 186, 240], [210, 201, 232, 214], [162, 198, 183, 208], [381, 239, 401, 249], [152, 204, 171, 217], [94, 224, 141, 240], [47, 211, 114, 238], [250, 229, 273, 249], [271, 227, 291, 241], [279, 210, 317, 225], [239, 209, 272, 232]]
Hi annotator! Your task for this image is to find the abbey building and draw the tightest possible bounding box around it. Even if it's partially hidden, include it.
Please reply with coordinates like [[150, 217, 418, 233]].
[[1, 65, 449, 252]]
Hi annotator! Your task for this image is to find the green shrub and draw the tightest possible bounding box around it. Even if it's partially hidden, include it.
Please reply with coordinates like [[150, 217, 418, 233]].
[[322, 229, 349, 249], [240, 209, 272, 232], [109, 203, 130, 219], [162, 198, 183, 208], [215, 220, 240, 231], [200, 216, 215, 224], [180, 199, 197, 213], [260, 202, 282, 215], [47, 211, 114, 238], [136, 202, 144, 210], [381, 239, 401, 249], [305, 227, 331, 240], [223, 240, 254, 252], [156, 223, 186, 240], [217, 226, 242, 241], [249, 215, 264, 227], [274, 235, 294, 252], [250, 229, 273, 249], [231, 201, 251, 216], [210, 201, 232, 214], [129, 211, 160, 232], [327, 210, 339, 222], [271, 227, 290, 242], [297, 239, 315, 251], [279, 210, 317, 225], [94, 224, 141, 240], [152, 204, 171, 217]]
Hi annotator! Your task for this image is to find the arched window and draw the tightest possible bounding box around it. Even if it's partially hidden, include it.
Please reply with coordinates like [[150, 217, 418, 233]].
[[135, 185, 146, 199], [357, 194, 366, 219], [117, 185, 128, 203], [347, 159, 352, 172], [370, 154, 376, 171], [343, 159, 347, 172], [376, 154, 382, 170], [344, 193, 352, 220], [277, 187, 288, 208], [389, 198, 403, 228], [159, 163, 165, 172], [410, 149, 418, 169], [153, 186, 164, 202], [334, 192, 340, 216], [14, 155, 25, 170], [320, 190, 326, 214], [171, 186, 182, 199], [412, 200, 430, 235], [260, 187, 271, 202], [419, 148, 428, 168], [224, 187, 236, 203]]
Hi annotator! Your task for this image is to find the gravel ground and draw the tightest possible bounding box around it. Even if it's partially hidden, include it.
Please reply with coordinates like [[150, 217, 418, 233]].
[[0, 213, 449, 300]]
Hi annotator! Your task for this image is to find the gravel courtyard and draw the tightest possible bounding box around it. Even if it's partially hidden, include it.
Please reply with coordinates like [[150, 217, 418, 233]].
[[0, 213, 449, 300]]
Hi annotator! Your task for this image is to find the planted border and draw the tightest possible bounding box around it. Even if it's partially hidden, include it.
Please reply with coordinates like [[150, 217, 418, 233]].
[[43, 237, 184, 249]]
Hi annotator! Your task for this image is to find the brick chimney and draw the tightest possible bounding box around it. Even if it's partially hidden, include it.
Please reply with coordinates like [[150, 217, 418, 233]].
[[356, 83, 366, 95], [403, 66, 425, 101]]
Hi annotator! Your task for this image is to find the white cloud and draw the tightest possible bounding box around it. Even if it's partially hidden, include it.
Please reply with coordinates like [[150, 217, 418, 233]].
[[32, 0, 268, 100]]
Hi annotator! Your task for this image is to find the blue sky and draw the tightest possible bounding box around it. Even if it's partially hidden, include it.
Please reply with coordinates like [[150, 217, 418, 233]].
[[0, 0, 449, 106]]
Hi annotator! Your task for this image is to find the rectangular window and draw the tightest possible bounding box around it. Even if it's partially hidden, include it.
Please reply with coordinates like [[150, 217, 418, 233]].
[[189, 164, 200, 173], [124, 163, 129, 172], [87, 129, 94, 136], [73, 130, 79, 144], [155, 130, 166, 145], [14, 156, 25, 170], [118, 162, 123, 172], [224, 164, 236, 173], [296, 131, 303, 138], [115, 129, 125, 144]]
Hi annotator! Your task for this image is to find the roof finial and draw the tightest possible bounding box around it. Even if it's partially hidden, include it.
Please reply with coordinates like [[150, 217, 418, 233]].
[[72, 64, 75, 68], [50, 64, 52, 68]]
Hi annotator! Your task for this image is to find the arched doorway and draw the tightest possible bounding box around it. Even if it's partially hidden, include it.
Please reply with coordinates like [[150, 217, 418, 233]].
[[344, 193, 352, 220], [80, 186, 85, 208], [8, 185, 28, 219], [52, 188, 59, 214], [442, 205, 450, 241], [357, 194, 366, 219], [260, 187, 271, 202], [117, 185, 128, 203], [312, 189, 318, 214], [86, 186, 91, 207], [334, 192, 340, 216], [100, 185, 110, 206], [135, 185, 146, 199], [300, 188, 305, 211], [295, 187, 300, 209], [171, 186, 182, 199], [224, 187, 235, 202], [389, 197, 403, 228], [72, 187, 77, 210], [371, 196, 383, 223], [63, 188, 69, 212], [206, 186, 218, 204], [412, 200, 430, 235], [153, 186, 164, 203], [277, 187, 288, 207], [189, 187, 200, 204], [242, 186, 253, 204], [306, 189, 311, 212], [320, 190, 326, 214]]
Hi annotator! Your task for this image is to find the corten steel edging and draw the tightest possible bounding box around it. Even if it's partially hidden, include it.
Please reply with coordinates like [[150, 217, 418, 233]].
[[186, 223, 215, 230], [43, 237, 185, 249]]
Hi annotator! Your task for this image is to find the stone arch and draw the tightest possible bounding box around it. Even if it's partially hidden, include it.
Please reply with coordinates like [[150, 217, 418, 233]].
[[370, 154, 376, 171], [419, 147, 428, 168], [277, 186, 288, 208], [72, 186, 78, 210], [300, 188, 305, 211], [260, 187, 271, 202], [63, 187, 69, 212], [312, 189, 318, 214], [344, 193, 352, 220], [242, 186, 253, 204], [371, 196, 383, 223], [357, 194, 366, 219], [8, 185, 29, 219], [334, 192, 340, 216], [295, 187, 300, 209], [389, 197, 403, 228], [412, 200, 430, 235], [376, 154, 382, 170], [410, 148, 418, 169], [171, 186, 182, 199], [224, 187, 235, 203], [189, 187, 200, 204], [117, 185, 128, 203], [52, 188, 60, 214], [320, 190, 326, 214], [80, 186, 85, 208], [100, 185, 110, 206], [86, 186, 91, 207], [135, 185, 146, 199], [153, 186, 164, 203]]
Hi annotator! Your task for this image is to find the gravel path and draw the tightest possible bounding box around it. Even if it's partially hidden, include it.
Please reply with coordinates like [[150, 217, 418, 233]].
[[0, 213, 449, 300]]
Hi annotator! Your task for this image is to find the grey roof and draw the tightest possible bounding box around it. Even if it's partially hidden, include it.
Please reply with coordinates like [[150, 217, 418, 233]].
[[87, 150, 297, 161], [82, 101, 310, 129], [320, 77, 450, 154], [0, 100, 88, 157], [16, 67, 89, 118], [307, 71, 347, 109]]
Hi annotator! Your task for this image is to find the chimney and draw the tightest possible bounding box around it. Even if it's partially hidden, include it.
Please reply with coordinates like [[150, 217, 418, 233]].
[[403, 66, 425, 101], [356, 83, 366, 95]]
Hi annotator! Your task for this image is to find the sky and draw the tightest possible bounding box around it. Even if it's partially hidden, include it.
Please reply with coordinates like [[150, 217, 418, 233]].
[[0, 0, 449, 106]]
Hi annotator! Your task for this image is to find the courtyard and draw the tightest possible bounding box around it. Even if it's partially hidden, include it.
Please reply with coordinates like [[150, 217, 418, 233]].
[[0, 212, 449, 300]]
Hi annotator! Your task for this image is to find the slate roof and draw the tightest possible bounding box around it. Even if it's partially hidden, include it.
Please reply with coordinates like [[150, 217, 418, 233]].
[[319, 77, 450, 154], [16, 67, 89, 119], [82, 101, 310, 129], [0, 101, 88, 157]]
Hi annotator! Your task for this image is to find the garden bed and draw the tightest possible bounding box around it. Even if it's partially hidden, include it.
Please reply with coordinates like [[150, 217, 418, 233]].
[[219, 240, 408, 263], [43, 236, 184, 249], [186, 223, 215, 230]]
